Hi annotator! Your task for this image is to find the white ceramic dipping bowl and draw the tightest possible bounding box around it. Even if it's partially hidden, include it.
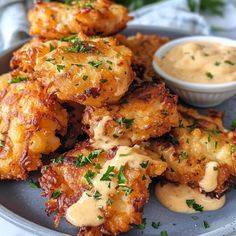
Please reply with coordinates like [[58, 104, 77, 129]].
[[153, 36, 236, 107]]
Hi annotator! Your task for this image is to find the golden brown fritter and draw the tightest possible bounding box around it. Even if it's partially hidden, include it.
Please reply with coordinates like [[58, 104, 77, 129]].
[[147, 105, 236, 198], [39, 142, 167, 235], [0, 73, 68, 180], [82, 82, 179, 148], [116, 33, 169, 81], [11, 34, 134, 107], [28, 0, 131, 39]]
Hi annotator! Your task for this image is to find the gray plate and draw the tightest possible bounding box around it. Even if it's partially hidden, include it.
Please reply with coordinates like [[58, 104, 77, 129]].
[[0, 25, 236, 236]]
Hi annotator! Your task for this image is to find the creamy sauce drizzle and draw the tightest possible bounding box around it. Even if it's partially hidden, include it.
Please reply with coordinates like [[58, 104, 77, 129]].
[[91, 116, 131, 150], [155, 183, 225, 213], [66, 146, 157, 227], [157, 42, 236, 84], [199, 161, 218, 192]]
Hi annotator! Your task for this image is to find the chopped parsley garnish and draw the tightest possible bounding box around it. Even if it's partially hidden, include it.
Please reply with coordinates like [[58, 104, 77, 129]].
[[97, 215, 103, 220], [100, 166, 115, 181], [214, 61, 220, 66], [59, 34, 79, 43], [57, 64, 65, 72], [52, 190, 62, 199], [84, 170, 96, 184], [49, 43, 55, 52], [224, 60, 234, 66], [0, 140, 4, 147], [29, 179, 40, 189], [93, 190, 102, 200], [66, 41, 94, 53], [118, 165, 126, 185], [119, 153, 129, 157], [46, 58, 56, 64], [214, 141, 218, 149], [151, 221, 160, 229], [211, 128, 220, 134], [161, 231, 168, 236], [106, 60, 112, 65], [82, 75, 88, 81], [230, 144, 236, 155], [88, 60, 102, 68], [115, 118, 134, 129], [94, 163, 102, 170], [120, 185, 133, 196], [179, 151, 188, 160], [232, 119, 236, 129], [107, 198, 113, 206], [9, 76, 29, 84], [71, 63, 83, 67], [140, 161, 149, 168], [138, 218, 146, 230], [186, 199, 204, 212], [100, 79, 108, 83], [207, 134, 212, 142], [206, 72, 214, 79], [203, 220, 210, 229], [74, 149, 103, 167], [52, 154, 64, 164]]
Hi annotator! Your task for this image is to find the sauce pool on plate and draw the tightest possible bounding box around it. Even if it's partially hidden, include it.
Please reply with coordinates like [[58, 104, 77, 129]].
[[156, 42, 236, 84]]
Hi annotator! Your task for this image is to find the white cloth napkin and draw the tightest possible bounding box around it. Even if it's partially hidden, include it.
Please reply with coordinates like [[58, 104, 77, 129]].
[[0, 0, 236, 235]]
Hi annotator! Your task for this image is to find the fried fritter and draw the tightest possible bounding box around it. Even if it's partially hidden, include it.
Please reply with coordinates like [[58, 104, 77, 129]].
[[11, 34, 134, 107], [39, 142, 167, 235], [28, 0, 131, 39], [0, 73, 68, 180], [148, 105, 236, 198], [82, 82, 179, 149], [116, 33, 169, 81]]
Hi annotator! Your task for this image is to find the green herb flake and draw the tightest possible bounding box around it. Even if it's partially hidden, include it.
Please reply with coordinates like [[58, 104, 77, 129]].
[[52, 190, 62, 199], [118, 165, 126, 185], [100, 166, 115, 181], [161, 230, 168, 236], [207, 134, 211, 142], [82, 75, 88, 81], [52, 154, 64, 164], [120, 185, 133, 196], [100, 79, 108, 83], [29, 179, 40, 189], [74, 149, 104, 167], [119, 153, 129, 157], [84, 170, 96, 184], [140, 161, 149, 169], [187, 122, 198, 132], [97, 215, 103, 220], [59, 34, 79, 43], [151, 221, 160, 229], [224, 60, 235, 66], [94, 163, 102, 170], [179, 151, 188, 160], [211, 128, 220, 134], [115, 118, 134, 129], [186, 199, 204, 212], [0, 140, 4, 147], [232, 119, 236, 129], [88, 60, 102, 68], [93, 190, 102, 200], [138, 218, 146, 230], [214, 141, 218, 149], [57, 64, 65, 72], [107, 198, 113, 206], [49, 43, 55, 52], [230, 144, 236, 155], [214, 61, 220, 66], [203, 220, 210, 229], [106, 60, 113, 65], [206, 72, 214, 79], [9, 76, 29, 84], [66, 41, 94, 53]]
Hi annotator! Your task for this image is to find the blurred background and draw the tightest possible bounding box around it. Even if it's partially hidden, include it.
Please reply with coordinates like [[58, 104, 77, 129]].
[[0, 0, 236, 50]]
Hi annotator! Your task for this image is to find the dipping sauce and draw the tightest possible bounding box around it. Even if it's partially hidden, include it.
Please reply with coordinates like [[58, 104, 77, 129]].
[[155, 183, 225, 214], [157, 42, 236, 84]]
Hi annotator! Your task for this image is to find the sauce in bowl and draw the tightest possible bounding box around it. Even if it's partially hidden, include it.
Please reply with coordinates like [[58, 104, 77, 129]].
[[156, 42, 236, 84]]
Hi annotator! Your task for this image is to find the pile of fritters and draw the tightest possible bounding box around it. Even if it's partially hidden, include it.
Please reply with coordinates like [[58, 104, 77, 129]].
[[1, 1, 236, 236]]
